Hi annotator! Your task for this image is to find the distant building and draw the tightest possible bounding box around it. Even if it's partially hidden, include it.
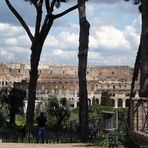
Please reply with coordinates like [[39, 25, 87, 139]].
[[0, 62, 139, 109]]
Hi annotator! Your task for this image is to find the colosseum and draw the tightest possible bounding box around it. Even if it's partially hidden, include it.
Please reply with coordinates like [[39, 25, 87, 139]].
[[0, 62, 139, 109]]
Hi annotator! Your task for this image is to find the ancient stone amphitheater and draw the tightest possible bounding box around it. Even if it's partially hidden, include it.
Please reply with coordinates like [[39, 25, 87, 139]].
[[0, 62, 139, 109]]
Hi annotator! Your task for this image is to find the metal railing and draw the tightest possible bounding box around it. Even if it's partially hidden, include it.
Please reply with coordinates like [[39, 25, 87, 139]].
[[131, 98, 148, 133], [0, 116, 100, 143]]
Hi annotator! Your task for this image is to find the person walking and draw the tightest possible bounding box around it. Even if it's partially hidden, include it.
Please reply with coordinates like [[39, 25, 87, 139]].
[[36, 112, 47, 143]]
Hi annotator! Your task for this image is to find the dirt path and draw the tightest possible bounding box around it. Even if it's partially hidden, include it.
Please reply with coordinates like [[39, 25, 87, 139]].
[[0, 143, 101, 148]]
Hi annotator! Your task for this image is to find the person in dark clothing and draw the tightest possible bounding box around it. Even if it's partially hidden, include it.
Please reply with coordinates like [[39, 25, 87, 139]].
[[36, 112, 47, 143]]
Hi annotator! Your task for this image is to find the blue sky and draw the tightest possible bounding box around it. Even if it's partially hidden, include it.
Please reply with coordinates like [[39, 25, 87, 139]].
[[0, 0, 141, 67]]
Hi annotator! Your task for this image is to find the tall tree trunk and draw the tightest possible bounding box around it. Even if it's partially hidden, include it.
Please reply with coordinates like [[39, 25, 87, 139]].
[[26, 19, 53, 126], [26, 43, 42, 126], [128, 43, 141, 130], [139, 0, 148, 97], [78, 0, 90, 142], [130, 44, 141, 98]]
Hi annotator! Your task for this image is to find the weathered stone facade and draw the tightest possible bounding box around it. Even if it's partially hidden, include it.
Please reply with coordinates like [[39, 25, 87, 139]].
[[0, 62, 139, 109]]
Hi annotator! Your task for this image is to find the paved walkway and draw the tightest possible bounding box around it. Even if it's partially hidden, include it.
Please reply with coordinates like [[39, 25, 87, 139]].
[[0, 143, 101, 148]]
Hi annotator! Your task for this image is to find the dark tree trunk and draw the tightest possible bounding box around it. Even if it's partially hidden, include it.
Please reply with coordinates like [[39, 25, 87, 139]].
[[26, 44, 42, 126], [128, 0, 148, 131], [130, 44, 141, 98], [139, 0, 148, 97], [128, 44, 141, 130], [78, 0, 90, 141], [78, 19, 90, 142], [26, 19, 53, 126]]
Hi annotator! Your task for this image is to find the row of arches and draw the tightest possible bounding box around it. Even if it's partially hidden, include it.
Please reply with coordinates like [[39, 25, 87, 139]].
[[69, 97, 129, 108]]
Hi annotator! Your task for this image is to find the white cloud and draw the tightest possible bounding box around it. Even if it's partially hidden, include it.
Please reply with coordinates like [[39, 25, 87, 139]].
[[0, 22, 31, 49], [58, 31, 78, 49], [89, 25, 131, 50], [131, 18, 141, 34], [45, 36, 59, 48], [89, 36, 98, 49], [88, 51, 101, 60], [0, 0, 141, 66], [11, 47, 30, 54], [0, 48, 10, 56], [52, 49, 68, 58], [45, 31, 78, 50], [0, 48, 15, 61], [40, 49, 78, 64], [51, 49, 77, 60], [0, 23, 24, 38], [123, 25, 140, 47], [5, 37, 18, 45], [101, 26, 130, 49]]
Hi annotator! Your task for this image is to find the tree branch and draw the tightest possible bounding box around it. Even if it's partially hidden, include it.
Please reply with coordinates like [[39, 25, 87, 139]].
[[5, 0, 34, 42], [54, 4, 78, 19], [30, 0, 38, 9], [51, 0, 56, 12], [45, 0, 50, 13], [34, 0, 43, 38]]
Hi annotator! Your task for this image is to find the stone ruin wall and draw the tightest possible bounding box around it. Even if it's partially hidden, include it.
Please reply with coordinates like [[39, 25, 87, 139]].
[[0, 62, 139, 108]]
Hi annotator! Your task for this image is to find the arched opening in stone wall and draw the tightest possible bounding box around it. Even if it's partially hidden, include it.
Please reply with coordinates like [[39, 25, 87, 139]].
[[96, 99, 99, 104], [70, 104, 74, 108], [111, 99, 115, 107], [118, 98, 123, 107], [92, 98, 96, 105], [88, 99, 91, 105], [77, 101, 79, 107]]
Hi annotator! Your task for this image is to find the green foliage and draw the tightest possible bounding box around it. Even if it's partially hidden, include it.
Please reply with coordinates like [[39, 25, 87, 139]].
[[0, 88, 8, 102], [46, 97, 70, 129], [0, 87, 26, 126], [68, 107, 79, 121], [89, 104, 113, 113], [15, 116, 26, 126], [0, 88, 9, 120], [0, 103, 9, 122], [0, 124, 20, 137], [100, 91, 112, 106], [72, 104, 128, 124], [9, 88, 26, 115], [35, 96, 71, 129], [99, 138, 121, 147], [123, 134, 139, 147]]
